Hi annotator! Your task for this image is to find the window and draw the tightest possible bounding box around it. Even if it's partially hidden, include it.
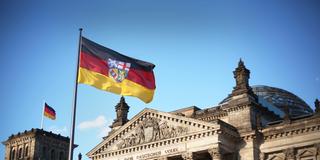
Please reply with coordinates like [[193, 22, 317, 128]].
[[59, 151, 64, 160], [24, 145, 29, 157], [51, 149, 55, 160], [18, 148, 23, 159], [10, 149, 15, 160], [42, 147, 46, 159]]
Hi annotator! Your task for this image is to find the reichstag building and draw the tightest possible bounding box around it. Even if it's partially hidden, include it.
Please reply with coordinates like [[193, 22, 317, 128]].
[[87, 60, 320, 160]]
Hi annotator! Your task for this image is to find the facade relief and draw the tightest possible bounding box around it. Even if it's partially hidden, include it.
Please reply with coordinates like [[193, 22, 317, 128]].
[[117, 117, 188, 149], [283, 148, 295, 160], [263, 145, 320, 160], [181, 152, 193, 160], [208, 148, 221, 159]]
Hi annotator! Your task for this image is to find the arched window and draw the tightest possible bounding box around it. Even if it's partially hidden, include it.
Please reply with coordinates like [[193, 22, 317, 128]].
[[51, 149, 55, 160], [42, 147, 46, 159], [10, 148, 15, 160], [59, 151, 64, 160], [24, 145, 29, 157], [18, 147, 23, 158]]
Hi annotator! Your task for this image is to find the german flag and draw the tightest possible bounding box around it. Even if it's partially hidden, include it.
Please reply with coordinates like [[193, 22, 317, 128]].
[[44, 103, 56, 120], [78, 37, 156, 103]]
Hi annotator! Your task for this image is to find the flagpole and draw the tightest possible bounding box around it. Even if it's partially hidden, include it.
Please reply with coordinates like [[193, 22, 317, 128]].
[[40, 100, 45, 129], [68, 28, 83, 160]]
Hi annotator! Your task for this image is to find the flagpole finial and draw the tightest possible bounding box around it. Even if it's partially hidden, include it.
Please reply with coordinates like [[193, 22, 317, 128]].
[[79, 28, 83, 32]]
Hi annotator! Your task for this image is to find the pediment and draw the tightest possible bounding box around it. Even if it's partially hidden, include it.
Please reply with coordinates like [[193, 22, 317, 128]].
[[87, 108, 220, 157], [298, 149, 315, 157]]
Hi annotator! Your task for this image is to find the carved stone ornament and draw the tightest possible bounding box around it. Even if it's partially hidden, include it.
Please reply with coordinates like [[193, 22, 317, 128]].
[[182, 152, 193, 160], [111, 97, 130, 128], [284, 148, 295, 160], [233, 59, 250, 91], [117, 117, 188, 149], [231, 59, 255, 97], [208, 148, 221, 159], [282, 106, 291, 123]]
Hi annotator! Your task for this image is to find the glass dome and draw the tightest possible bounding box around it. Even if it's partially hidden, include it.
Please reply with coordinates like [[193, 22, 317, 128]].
[[220, 85, 313, 117]]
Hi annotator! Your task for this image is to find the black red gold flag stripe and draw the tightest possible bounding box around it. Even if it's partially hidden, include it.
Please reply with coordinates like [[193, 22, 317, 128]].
[[78, 37, 156, 103], [44, 103, 56, 120]]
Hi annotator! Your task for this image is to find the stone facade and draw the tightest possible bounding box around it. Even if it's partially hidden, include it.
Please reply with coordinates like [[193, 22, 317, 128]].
[[2, 128, 71, 160], [87, 60, 320, 160]]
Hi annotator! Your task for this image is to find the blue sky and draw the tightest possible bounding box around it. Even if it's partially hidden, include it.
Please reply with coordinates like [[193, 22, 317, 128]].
[[1, 0, 319, 159]]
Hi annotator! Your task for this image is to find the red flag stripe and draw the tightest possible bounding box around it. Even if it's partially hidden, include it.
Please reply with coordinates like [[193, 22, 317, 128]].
[[80, 52, 156, 89], [44, 107, 55, 116]]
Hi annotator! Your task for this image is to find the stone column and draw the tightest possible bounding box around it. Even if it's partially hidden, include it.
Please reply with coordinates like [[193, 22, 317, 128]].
[[284, 148, 295, 160], [259, 152, 265, 160], [208, 148, 222, 160], [315, 143, 320, 160], [182, 152, 193, 160]]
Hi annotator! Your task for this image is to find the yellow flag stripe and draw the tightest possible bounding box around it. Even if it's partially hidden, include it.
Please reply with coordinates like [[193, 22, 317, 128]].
[[78, 67, 155, 103], [44, 112, 56, 120]]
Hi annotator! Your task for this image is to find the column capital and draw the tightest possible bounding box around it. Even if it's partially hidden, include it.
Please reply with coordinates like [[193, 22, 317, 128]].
[[208, 147, 221, 160], [182, 152, 193, 160]]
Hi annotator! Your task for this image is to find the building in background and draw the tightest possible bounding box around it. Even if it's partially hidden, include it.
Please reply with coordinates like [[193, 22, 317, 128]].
[[2, 128, 73, 160], [87, 60, 320, 160]]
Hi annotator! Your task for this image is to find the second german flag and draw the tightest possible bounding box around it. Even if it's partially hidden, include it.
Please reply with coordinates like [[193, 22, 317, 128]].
[[44, 103, 56, 120]]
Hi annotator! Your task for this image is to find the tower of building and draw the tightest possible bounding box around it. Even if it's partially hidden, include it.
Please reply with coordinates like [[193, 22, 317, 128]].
[[2, 128, 75, 160], [110, 96, 130, 131]]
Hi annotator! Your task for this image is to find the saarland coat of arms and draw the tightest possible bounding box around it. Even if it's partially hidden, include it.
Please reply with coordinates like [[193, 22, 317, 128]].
[[108, 58, 131, 82]]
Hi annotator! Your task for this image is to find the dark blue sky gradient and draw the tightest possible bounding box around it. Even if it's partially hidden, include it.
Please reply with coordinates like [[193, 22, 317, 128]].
[[1, 1, 319, 159]]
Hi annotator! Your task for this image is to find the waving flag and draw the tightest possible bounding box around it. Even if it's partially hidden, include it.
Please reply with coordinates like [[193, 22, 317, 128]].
[[44, 103, 56, 120], [78, 37, 156, 103]]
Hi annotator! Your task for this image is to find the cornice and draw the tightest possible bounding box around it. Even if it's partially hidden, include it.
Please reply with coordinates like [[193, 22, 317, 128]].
[[263, 117, 320, 141], [196, 104, 252, 122], [240, 130, 262, 142], [3, 128, 69, 145]]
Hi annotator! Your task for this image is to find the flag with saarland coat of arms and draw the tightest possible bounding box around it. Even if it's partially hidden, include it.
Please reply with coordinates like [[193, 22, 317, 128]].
[[78, 37, 156, 103]]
